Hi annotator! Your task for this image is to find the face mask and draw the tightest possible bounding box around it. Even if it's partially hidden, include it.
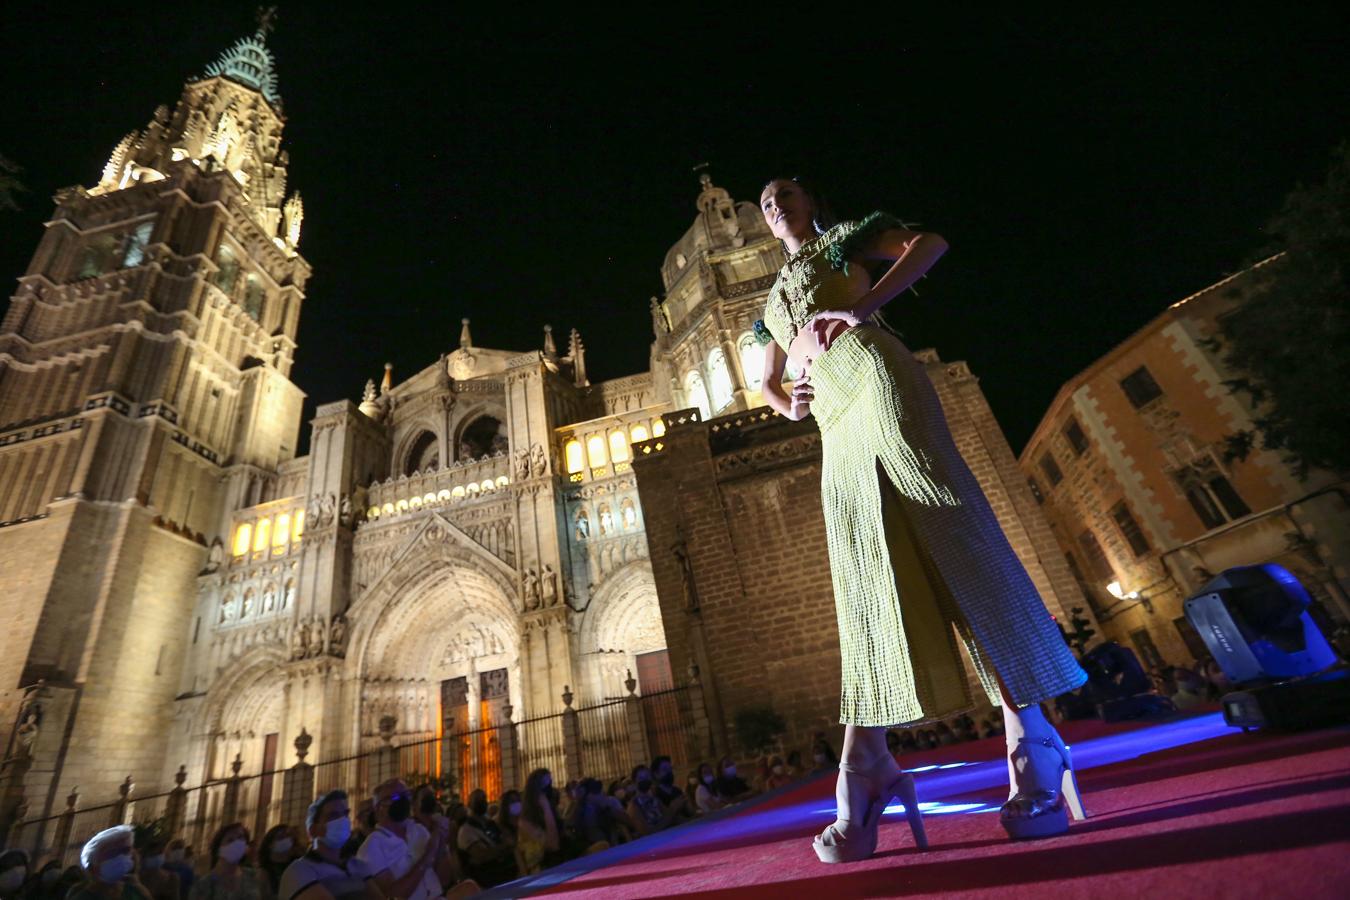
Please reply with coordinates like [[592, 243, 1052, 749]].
[[41, 869, 61, 886], [219, 840, 248, 865], [725, 766, 736, 778], [269, 839, 292, 861], [167, 850, 185, 864], [98, 855, 135, 884], [702, 775, 714, 785], [387, 797, 412, 823], [320, 817, 352, 849], [814, 753, 827, 763], [772, 765, 784, 775], [508, 802, 521, 817], [0, 869, 26, 894], [143, 854, 165, 869]]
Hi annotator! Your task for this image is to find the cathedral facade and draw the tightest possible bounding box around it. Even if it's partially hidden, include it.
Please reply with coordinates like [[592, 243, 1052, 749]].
[[0, 25, 1086, 837]]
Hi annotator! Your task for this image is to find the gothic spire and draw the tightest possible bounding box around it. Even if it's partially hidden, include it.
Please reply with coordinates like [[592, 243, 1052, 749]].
[[460, 318, 473, 349], [202, 14, 282, 108], [568, 328, 588, 387], [542, 324, 557, 359]]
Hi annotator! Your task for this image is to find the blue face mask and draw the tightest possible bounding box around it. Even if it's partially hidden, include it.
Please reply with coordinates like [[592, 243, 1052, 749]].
[[98, 855, 135, 884]]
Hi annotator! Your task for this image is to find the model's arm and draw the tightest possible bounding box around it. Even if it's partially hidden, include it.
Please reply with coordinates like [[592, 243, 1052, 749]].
[[759, 340, 813, 421], [852, 229, 948, 320]]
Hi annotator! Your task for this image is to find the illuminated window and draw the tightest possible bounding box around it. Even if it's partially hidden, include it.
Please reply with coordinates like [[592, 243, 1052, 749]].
[[609, 430, 630, 463], [652, 419, 666, 437], [409, 496, 422, 509], [367, 506, 380, 520], [253, 518, 271, 552], [243, 275, 264, 321], [291, 509, 304, 541], [495, 475, 509, 488], [708, 348, 733, 411], [424, 492, 438, 505], [451, 486, 466, 500], [273, 512, 290, 546], [587, 435, 607, 468], [467, 483, 480, 497], [232, 523, 252, 556], [437, 489, 452, 501], [396, 499, 409, 512], [122, 220, 154, 268], [565, 439, 584, 474], [382, 502, 395, 516], [480, 479, 495, 493], [214, 244, 239, 294], [738, 333, 765, 392], [684, 371, 711, 419], [630, 424, 649, 443]]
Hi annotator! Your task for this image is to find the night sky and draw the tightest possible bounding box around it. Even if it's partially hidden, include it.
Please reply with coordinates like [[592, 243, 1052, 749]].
[[2, 8, 1345, 455]]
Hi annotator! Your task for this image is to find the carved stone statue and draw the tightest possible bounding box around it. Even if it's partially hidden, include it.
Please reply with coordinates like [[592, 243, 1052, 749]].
[[204, 538, 225, 573], [308, 616, 327, 657], [575, 511, 590, 540], [339, 495, 354, 528], [541, 564, 558, 606], [16, 710, 40, 758], [319, 493, 336, 528], [599, 506, 614, 535], [514, 449, 532, 481], [523, 568, 541, 611], [290, 622, 307, 660], [329, 615, 348, 658], [672, 529, 700, 611], [530, 444, 547, 477]]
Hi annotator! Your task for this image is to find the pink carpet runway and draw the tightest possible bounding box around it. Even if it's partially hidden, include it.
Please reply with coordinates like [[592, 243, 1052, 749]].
[[481, 712, 1350, 898]]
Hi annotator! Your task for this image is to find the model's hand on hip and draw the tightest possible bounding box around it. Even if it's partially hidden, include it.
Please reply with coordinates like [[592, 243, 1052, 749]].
[[807, 310, 862, 354]]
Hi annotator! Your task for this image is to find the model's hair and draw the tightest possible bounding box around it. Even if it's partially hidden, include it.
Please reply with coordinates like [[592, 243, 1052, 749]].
[[520, 768, 552, 831], [762, 176, 836, 234]]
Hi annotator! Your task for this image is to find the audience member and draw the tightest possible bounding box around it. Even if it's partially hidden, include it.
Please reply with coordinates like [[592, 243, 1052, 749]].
[[885, 730, 902, 759], [277, 789, 378, 900], [784, 750, 804, 778], [28, 861, 63, 900], [71, 825, 149, 900], [693, 762, 724, 814], [649, 756, 693, 824], [134, 833, 179, 900], [456, 789, 514, 887], [573, 778, 634, 849], [625, 765, 683, 837], [713, 757, 754, 803], [764, 756, 792, 791], [1170, 668, 1209, 710], [516, 769, 560, 876], [48, 866, 85, 900], [189, 824, 265, 900], [163, 841, 193, 898], [0, 850, 28, 900], [494, 789, 522, 857], [411, 788, 457, 889], [356, 779, 446, 900], [808, 737, 838, 775], [933, 722, 957, 746], [258, 826, 296, 896]]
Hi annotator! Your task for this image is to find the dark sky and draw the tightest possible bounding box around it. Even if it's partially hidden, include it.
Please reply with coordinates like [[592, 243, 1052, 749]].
[[2, 7, 1346, 454]]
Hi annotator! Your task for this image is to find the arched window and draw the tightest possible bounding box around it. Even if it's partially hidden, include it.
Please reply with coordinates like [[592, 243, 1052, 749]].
[[122, 220, 154, 268], [652, 419, 666, 437], [684, 371, 711, 420], [738, 333, 765, 392], [214, 244, 239, 294], [252, 518, 270, 552], [565, 438, 584, 473], [609, 430, 630, 463], [232, 523, 252, 557], [707, 348, 734, 412], [586, 435, 607, 468], [405, 430, 439, 476], [272, 512, 290, 547], [630, 424, 649, 444], [458, 415, 506, 461], [291, 509, 304, 542]]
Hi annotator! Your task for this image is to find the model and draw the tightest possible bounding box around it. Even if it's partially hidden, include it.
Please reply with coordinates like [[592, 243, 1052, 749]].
[[754, 177, 1089, 862]]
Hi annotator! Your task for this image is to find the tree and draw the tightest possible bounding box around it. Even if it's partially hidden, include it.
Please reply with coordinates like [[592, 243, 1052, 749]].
[[1062, 606, 1098, 655], [0, 153, 23, 211], [732, 705, 786, 757], [1205, 143, 1350, 478]]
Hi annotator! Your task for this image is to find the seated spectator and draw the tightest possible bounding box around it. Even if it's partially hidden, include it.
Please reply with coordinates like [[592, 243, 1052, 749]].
[[29, 860, 64, 900], [357, 779, 448, 900], [765, 756, 793, 791], [413, 788, 459, 890], [1170, 668, 1209, 710], [456, 789, 514, 887], [808, 738, 838, 775], [898, 730, 920, 752], [516, 769, 560, 876], [784, 750, 804, 778], [0, 850, 29, 900], [1200, 659, 1230, 699], [693, 761, 724, 814], [934, 722, 958, 746], [625, 765, 682, 837], [258, 826, 297, 896], [494, 790, 522, 856], [71, 825, 150, 900], [574, 778, 634, 850], [163, 841, 193, 898], [278, 789, 378, 900], [953, 715, 979, 742], [189, 824, 265, 900], [713, 757, 754, 803], [47, 865, 86, 900], [134, 832, 180, 900], [650, 756, 693, 824]]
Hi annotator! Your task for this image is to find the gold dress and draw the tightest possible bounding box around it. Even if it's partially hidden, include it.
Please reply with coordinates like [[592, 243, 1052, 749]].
[[760, 213, 1086, 726]]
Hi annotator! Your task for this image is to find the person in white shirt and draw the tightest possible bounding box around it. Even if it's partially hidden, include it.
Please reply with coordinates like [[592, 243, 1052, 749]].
[[278, 790, 377, 900], [355, 780, 446, 900]]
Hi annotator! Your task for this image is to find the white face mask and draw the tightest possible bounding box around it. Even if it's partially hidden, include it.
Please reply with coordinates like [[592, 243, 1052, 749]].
[[143, 854, 164, 870], [702, 775, 714, 784], [814, 753, 827, 763], [98, 855, 135, 885], [508, 802, 522, 817], [320, 817, 351, 849], [772, 765, 784, 775], [219, 840, 248, 865], [725, 766, 736, 778], [0, 868, 26, 894], [269, 838, 293, 860]]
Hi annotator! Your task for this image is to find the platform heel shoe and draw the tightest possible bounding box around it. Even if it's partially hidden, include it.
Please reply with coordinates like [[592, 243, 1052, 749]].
[[814, 755, 929, 863], [1000, 729, 1087, 840]]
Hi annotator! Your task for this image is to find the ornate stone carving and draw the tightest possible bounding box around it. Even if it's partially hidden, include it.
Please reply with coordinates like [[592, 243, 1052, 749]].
[[328, 614, 348, 658], [289, 620, 308, 660], [203, 538, 225, 574], [522, 568, 541, 611], [307, 616, 327, 658], [514, 448, 531, 481], [541, 563, 558, 607], [530, 443, 547, 477]]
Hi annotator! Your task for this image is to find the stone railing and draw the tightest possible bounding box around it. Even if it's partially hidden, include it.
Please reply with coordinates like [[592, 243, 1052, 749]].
[[365, 452, 512, 522]]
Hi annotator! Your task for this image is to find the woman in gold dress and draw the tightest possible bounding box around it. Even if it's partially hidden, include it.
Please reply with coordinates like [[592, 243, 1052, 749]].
[[755, 178, 1088, 862]]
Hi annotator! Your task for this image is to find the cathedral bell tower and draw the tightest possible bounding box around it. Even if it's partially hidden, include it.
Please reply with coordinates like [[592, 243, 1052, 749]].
[[0, 20, 310, 822]]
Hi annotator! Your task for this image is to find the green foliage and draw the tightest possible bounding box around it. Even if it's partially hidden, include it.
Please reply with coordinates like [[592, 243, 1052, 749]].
[[132, 816, 172, 848], [1210, 142, 1350, 478], [0, 153, 24, 211], [733, 705, 787, 756]]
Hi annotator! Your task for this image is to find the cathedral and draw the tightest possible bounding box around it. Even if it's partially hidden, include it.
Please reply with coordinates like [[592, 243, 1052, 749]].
[[0, 23, 1086, 841]]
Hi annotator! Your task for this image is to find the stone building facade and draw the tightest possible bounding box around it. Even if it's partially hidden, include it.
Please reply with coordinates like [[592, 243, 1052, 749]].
[[0, 25, 1093, 831], [1018, 259, 1350, 670]]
